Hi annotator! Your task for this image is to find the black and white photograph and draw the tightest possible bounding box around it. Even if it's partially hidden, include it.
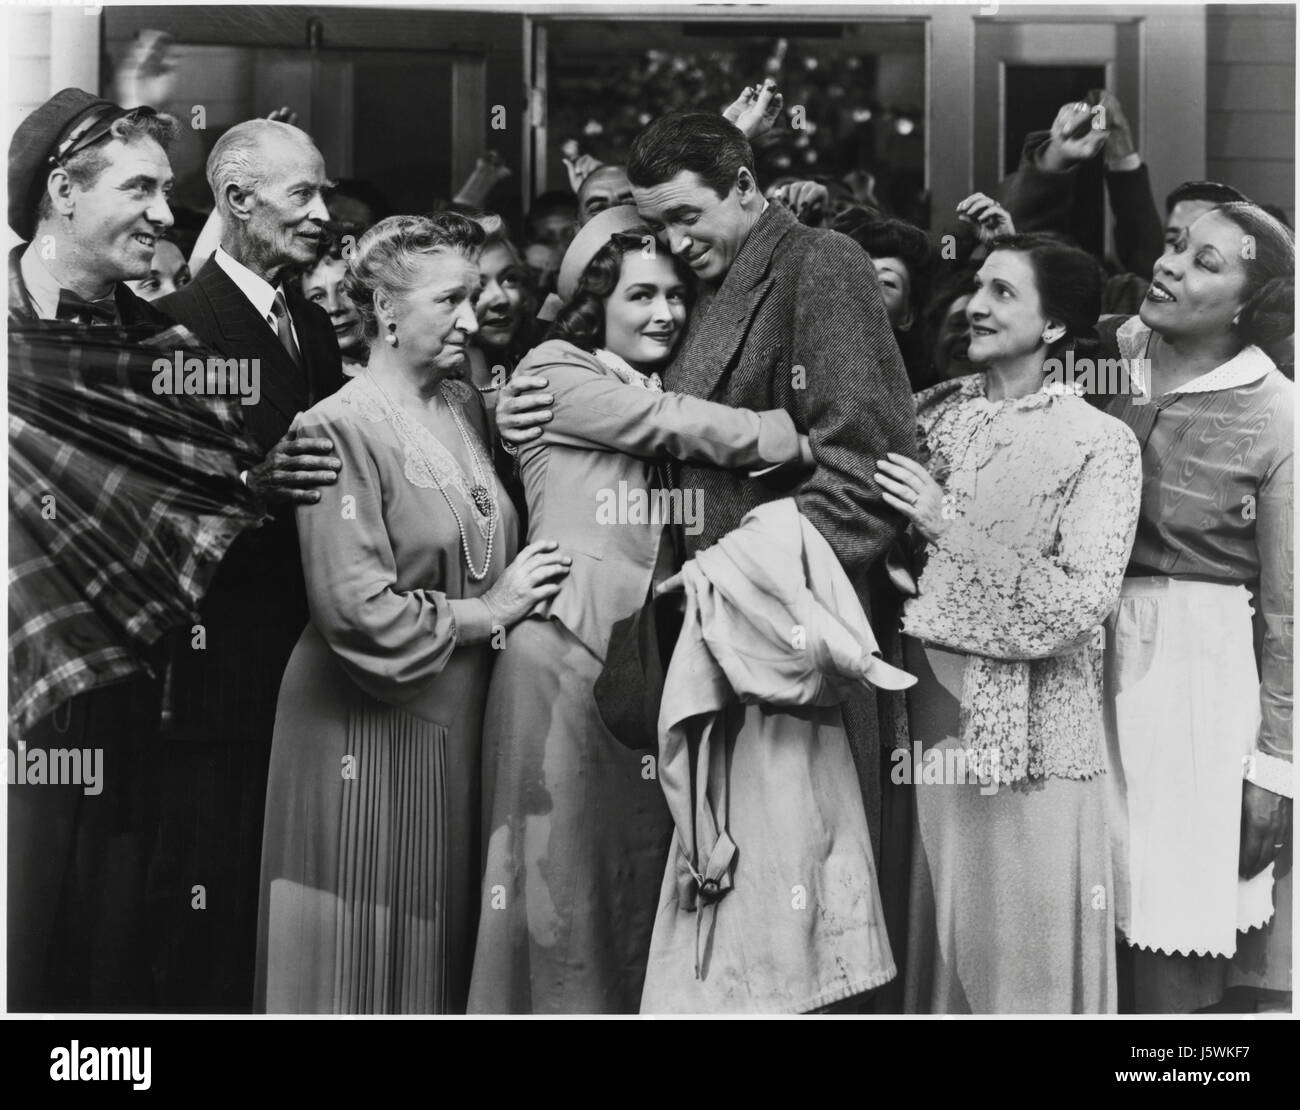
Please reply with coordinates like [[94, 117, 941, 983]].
[[3, 0, 1295, 1066]]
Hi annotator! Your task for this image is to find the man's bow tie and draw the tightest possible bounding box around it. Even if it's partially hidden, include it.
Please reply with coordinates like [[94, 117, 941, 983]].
[[56, 288, 118, 326]]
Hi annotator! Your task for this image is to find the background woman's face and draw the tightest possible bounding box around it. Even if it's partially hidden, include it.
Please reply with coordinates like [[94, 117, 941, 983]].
[[389, 252, 481, 376], [1140, 210, 1251, 342], [475, 243, 529, 351], [303, 255, 365, 357], [934, 293, 975, 379], [871, 255, 914, 331], [965, 250, 1050, 365], [601, 251, 688, 370]]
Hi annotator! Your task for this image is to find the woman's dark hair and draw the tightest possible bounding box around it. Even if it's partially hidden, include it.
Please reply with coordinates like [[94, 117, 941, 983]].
[[831, 207, 932, 320], [628, 111, 757, 200], [343, 212, 486, 340], [1210, 201, 1296, 349], [1164, 179, 1248, 216], [985, 233, 1104, 359], [548, 232, 694, 352]]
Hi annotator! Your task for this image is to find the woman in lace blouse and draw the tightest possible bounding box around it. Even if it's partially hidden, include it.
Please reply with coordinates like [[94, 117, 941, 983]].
[[875, 234, 1142, 1013], [255, 215, 573, 1013]]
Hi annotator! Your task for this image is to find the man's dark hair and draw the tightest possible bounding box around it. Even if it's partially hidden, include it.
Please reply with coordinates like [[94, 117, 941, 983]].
[[1164, 180, 1248, 216], [627, 112, 756, 199]]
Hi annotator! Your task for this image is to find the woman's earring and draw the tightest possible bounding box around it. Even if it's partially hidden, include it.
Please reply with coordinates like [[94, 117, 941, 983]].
[[386, 321, 398, 348]]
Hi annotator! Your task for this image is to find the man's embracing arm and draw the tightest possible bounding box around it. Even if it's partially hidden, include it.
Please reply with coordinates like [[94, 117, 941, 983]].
[[791, 230, 918, 579]]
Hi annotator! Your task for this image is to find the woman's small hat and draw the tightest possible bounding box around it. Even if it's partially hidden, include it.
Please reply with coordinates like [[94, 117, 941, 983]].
[[556, 204, 648, 303]]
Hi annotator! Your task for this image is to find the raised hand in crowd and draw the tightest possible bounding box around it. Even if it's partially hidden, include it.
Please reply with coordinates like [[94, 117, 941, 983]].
[[455, 149, 512, 208], [111, 28, 177, 108], [771, 179, 829, 226], [562, 140, 604, 194], [1036, 98, 1109, 173], [956, 191, 1016, 245], [723, 78, 784, 139]]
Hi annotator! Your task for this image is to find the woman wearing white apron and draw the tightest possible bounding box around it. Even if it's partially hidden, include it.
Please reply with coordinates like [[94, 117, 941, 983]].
[[1101, 201, 1294, 1012]]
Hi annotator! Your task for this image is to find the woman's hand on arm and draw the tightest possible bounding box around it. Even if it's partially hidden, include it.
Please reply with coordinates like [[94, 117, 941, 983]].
[[875, 453, 948, 543], [481, 540, 572, 627]]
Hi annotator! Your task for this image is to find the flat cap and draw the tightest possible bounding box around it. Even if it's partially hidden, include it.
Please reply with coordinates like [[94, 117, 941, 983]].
[[9, 88, 119, 240]]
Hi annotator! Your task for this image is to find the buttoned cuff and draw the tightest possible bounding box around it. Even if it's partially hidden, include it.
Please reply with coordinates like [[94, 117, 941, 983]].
[[1244, 750, 1294, 798], [448, 598, 498, 645]]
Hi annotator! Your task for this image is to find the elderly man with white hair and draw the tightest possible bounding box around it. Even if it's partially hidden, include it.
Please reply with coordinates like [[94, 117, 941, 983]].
[[152, 117, 344, 1011]]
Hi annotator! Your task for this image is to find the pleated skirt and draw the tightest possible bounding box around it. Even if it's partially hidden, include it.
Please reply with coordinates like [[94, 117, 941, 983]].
[[902, 640, 1116, 1014], [255, 625, 485, 1013]]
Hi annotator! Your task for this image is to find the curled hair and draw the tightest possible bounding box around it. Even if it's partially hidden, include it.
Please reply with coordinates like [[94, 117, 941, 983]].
[[628, 111, 757, 200], [985, 233, 1104, 358], [548, 231, 694, 351], [35, 110, 178, 226], [343, 212, 486, 339], [832, 207, 932, 318], [1211, 201, 1296, 349]]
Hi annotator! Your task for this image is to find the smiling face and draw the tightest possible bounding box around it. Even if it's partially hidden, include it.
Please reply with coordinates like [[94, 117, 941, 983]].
[[1141, 210, 1251, 342], [965, 250, 1055, 366], [241, 134, 330, 277], [871, 256, 914, 331], [383, 250, 481, 378], [60, 136, 175, 284], [129, 238, 190, 301], [601, 250, 689, 370], [303, 254, 364, 357], [632, 169, 761, 285], [475, 243, 529, 352]]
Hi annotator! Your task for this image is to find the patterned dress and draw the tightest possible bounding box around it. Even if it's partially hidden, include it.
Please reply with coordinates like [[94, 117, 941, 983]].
[[254, 373, 518, 1013], [900, 374, 1142, 1013]]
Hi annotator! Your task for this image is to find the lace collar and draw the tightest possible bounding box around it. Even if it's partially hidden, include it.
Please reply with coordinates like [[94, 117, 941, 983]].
[[594, 348, 663, 392], [961, 371, 1066, 413]]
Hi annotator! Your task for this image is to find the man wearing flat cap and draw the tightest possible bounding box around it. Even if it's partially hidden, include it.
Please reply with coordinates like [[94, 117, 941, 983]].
[[8, 87, 177, 325], [7, 87, 183, 1012]]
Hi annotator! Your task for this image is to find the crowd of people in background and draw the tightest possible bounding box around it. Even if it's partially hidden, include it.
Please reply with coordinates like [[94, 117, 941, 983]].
[[7, 54, 1293, 1018]]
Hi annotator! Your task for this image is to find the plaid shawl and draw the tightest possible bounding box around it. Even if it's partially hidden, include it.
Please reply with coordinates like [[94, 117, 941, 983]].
[[8, 316, 266, 736]]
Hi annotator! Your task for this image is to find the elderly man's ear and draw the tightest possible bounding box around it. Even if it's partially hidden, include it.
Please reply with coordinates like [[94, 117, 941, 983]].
[[223, 183, 256, 222]]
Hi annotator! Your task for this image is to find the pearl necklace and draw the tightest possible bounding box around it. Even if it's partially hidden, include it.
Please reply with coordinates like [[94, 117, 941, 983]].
[[368, 373, 499, 581]]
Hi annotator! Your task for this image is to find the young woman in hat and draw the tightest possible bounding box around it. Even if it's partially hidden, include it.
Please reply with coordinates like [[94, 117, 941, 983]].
[[468, 206, 812, 1014]]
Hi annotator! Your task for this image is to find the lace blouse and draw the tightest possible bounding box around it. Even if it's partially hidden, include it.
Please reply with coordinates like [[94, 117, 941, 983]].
[[901, 374, 1142, 783]]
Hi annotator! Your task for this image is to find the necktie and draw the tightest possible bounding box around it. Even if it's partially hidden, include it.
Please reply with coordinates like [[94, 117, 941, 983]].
[[56, 288, 117, 326], [271, 290, 303, 368]]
